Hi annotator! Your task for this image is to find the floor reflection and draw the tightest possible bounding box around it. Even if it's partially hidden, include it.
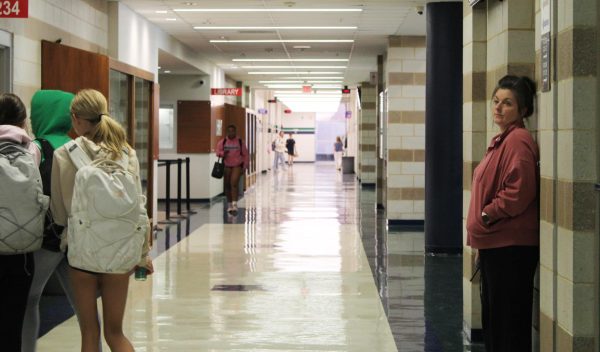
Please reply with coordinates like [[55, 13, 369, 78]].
[[39, 162, 483, 351]]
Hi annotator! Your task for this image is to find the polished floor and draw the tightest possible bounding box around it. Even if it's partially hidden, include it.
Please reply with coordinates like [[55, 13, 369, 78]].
[[38, 162, 481, 351]]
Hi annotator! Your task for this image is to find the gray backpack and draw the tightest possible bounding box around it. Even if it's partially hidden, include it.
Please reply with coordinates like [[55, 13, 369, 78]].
[[0, 141, 49, 254]]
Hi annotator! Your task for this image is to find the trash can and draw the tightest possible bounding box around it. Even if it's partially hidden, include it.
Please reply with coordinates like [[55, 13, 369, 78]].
[[342, 156, 354, 174]]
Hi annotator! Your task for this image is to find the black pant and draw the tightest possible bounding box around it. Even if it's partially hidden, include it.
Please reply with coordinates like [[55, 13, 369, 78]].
[[479, 246, 538, 352], [0, 253, 34, 352]]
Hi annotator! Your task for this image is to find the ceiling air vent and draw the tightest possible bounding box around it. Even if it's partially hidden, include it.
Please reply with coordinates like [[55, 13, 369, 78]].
[[238, 30, 277, 34]]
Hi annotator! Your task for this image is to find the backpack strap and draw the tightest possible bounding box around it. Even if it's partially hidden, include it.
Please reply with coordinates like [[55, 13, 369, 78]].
[[238, 138, 243, 156], [65, 140, 92, 170], [37, 139, 54, 162]]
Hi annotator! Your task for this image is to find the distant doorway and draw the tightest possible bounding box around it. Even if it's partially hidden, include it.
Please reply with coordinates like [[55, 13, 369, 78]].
[[0, 29, 12, 93], [315, 120, 345, 161]]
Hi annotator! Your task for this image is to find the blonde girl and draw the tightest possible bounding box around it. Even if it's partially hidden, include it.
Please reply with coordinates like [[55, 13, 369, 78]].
[[51, 89, 152, 352]]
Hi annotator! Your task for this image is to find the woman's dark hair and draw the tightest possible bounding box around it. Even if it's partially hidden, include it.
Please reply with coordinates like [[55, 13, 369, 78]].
[[492, 75, 536, 118], [0, 93, 27, 127], [227, 124, 236, 131]]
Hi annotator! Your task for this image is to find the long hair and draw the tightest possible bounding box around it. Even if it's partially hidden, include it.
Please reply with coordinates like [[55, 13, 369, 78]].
[[0, 93, 27, 127], [492, 75, 536, 118], [70, 89, 129, 159]]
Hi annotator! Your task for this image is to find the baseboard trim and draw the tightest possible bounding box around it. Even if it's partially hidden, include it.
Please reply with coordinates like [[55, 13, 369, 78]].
[[387, 219, 424, 231]]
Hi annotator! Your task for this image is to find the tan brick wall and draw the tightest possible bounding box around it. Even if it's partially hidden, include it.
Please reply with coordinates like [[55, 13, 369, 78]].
[[358, 83, 377, 184], [386, 35, 426, 220], [538, 0, 600, 349]]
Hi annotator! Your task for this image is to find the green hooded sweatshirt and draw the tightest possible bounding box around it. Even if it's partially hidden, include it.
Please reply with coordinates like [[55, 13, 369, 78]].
[[31, 89, 74, 151]]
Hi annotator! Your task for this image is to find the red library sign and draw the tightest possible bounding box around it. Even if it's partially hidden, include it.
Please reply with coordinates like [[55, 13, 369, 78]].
[[211, 88, 242, 96], [0, 0, 28, 18]]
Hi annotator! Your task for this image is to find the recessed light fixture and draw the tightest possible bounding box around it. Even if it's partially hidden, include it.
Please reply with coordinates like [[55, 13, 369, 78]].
[[233, 59, 348, 62], [248, 71, 343, 75], [164, 70, 171, 73], [165, 18, 177, 21], [293, 45, 311, 49], [155, 10, 168, 14], [211, 39, 353, 43], [194, 26, 356, 30], [175, 8, 362, 12], [241, 65, 346, 69]]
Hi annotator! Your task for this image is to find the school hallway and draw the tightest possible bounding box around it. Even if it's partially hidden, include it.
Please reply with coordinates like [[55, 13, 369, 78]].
[[36, 162, 474, 352]]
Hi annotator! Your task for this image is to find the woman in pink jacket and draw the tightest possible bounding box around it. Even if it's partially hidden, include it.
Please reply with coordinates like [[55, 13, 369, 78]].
[[467, 75, 539, 352], [216, 125, 249, 214]]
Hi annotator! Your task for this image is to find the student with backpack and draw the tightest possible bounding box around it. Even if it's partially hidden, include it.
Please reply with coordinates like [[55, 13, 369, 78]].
[[22, 90, 102, 352], [216, 124, 249, 214], [50, 89, 152, 352], [0, 93, 47, 351]]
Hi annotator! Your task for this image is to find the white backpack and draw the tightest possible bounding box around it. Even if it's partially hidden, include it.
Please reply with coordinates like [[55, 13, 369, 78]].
[[65, 140, 147, 273], [0, 141, 49, 254]]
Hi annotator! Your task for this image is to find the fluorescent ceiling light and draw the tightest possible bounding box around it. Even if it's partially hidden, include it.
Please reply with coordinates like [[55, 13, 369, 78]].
[[155, 10, 168, 14], [266, 84, 342, 88], [195, 26, 356, 30], [175, 8, 362, 12], [233, 59, 349, 62], [165, 18, 177, 21], [293, 45, 311, 49], [164, 70, 171, 73], [248, 71, 343, 75], [259, 81, 303, 83], [210, 40, 353, 43], [273, 90, 343, 95], [281, 76, 343, 79], [305, 80, 343, 83], [242, 65, 346, 69]]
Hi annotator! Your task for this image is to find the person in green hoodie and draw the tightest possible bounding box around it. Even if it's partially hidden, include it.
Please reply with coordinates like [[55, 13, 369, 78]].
[[21, 90, 101, 352]]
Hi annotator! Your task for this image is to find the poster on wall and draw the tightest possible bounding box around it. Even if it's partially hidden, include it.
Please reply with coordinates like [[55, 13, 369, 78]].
[[216, 119, 223, 136]]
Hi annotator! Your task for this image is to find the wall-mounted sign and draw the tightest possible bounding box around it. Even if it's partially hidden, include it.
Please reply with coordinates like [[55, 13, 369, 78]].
[[284, 109, 292, 114], [345, 111, 352, 119], [341, 86, 350, 94], [268, 98, 277, 103], [0, 0, 28, 18], [258, 108, 268, 114], [302, 85, 312, 93], [540, 0, 551, 92], [211, 88, 242, 96]]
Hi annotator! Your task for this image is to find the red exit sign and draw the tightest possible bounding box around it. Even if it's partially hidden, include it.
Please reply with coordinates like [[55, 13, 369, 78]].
[[0, 0, 28, 18], [211, 88, 242, 96]]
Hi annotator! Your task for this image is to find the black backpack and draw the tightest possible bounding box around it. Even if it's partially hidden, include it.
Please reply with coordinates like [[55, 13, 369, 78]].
[[38, 139, 64, 252]]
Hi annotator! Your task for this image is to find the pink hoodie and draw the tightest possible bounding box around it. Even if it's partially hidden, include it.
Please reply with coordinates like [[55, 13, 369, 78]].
[[216, 137, 249, 169], [0, 125, 40, 164]]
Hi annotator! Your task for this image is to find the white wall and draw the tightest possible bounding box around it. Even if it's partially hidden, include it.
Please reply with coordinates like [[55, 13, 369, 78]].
[[0, 0, 108, 111]]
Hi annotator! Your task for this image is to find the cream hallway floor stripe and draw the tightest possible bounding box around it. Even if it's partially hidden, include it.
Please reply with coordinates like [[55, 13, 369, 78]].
[[38, 223, 397, 351]]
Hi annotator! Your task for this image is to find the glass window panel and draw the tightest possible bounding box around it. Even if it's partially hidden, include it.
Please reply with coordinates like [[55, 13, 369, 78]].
[[159, 106, 174, 150], [134, 77, 150, 193], [109, 69, 129, 134]]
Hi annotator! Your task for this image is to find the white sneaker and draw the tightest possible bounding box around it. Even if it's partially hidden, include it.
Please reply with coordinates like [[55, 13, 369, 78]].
[[230, 203, 238, 214]]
